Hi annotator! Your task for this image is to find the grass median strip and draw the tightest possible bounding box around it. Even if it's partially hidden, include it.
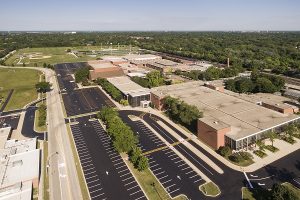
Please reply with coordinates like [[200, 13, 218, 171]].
[[35, 102, 47, 132], [124, 159, 187, 200], [42, 141, 49, 200]]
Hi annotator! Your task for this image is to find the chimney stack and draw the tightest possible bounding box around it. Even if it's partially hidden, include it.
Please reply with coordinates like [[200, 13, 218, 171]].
[[227, 57, 230, 68]]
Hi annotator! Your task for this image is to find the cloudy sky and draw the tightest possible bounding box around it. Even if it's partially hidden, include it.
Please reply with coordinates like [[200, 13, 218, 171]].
[[1, 0, 300, 31]]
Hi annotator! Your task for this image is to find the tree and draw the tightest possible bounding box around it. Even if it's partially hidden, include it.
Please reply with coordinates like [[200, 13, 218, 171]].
[[271, 183, 298, 200], [202, 67, 221, 81], [146, 70, 164, 87], [235, 78, 254, 93], [98, 106, 118, 123], [35, 81, 51, 93], [74, 67, 89, 83], [129, 147, 142, 164], [256, 140, 265, 151], [254, 77, 277, 93], [218, 146, 232, 157], [225, 79, 236, 92], [267, 131, 277, 147], [136, 156, 149, 171], [120, 99, 129, 106]]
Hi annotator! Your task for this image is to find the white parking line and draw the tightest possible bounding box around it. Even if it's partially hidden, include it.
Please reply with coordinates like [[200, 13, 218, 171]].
[[194, 179, 202, 183], [89, 183, 101, 189], [127, 185, 138, 191], [189, 174, 198, 178], [120, 172, 130, 177], [177, 163, 186, 167], [87, 179, 100, 184], [129, 190, 142, 196], [122, 176, 133, 182], [185, 171, 194, 175], [151, 168, 162, 172], [161, 179, 172, 184], [124, 181, 136, 186], [118, 169, 128, 174], [174, 160, 184, 164], [135, 195, 145, 200], [86, 175, 98, 180], [169, 188, 180, 194], [159, 175, 168, 179], [181, 166, 190, 171], [86, 171, 97, 176], [155, 171, 165, 176]]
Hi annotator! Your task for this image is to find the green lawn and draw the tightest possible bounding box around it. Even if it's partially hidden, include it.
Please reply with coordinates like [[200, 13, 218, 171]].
[[42, 141, 49, 200], [125, 159, 187, 200], [5, 46, 140, 67], [0, 68, 40, 111], [200, 182, 221, 197]]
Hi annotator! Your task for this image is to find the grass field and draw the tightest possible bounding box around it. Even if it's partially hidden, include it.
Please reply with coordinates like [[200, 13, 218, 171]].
[[5, 46, 140, 67], [0, 68, 40, 111]]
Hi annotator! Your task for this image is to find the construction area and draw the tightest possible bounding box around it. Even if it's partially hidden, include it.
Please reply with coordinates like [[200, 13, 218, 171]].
[[150, 81, 300, 150]]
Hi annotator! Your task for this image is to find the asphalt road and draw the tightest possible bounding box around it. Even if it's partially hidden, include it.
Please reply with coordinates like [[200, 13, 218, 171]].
[[21, 106, 45, 139], [70, 116, 147, 200]]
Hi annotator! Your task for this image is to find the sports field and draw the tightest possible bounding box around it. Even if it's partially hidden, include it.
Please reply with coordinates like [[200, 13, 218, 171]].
[[0, 68, 41, 111], [5, 45, 140, 67]]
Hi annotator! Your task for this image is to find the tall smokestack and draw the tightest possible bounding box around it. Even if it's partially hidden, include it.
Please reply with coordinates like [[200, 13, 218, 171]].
[[227, 57, 230, 68]]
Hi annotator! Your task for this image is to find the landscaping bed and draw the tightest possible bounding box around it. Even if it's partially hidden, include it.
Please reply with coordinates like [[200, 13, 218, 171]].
[[200, 182, 220, 197], [264, 145, 279, 153], [253, 150, 267, 158]]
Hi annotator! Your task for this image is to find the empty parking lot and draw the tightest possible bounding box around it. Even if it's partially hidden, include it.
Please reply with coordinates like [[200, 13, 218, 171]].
[[123, 118, 206, 199], [63, 87, 115, 116], [70, 116, 146, 200]]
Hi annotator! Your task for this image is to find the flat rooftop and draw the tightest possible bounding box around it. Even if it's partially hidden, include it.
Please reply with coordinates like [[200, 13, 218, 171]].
[[107, 76, 150, 97], [0, 127, 11, 149], [0, 181, 32, 200], [0, 149, 40, 188], [88, 60, 117, 69], [151, 81, 300, 141], [123, 54, 161, 61]]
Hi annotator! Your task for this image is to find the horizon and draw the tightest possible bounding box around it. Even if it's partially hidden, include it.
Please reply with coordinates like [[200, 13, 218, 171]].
[[1, 0, 300, 31]]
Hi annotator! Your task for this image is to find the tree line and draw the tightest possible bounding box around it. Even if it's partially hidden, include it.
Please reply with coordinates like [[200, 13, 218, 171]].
[[98, 107, 149, 171], [225, 70, 285, 93], [164, 96, 203, 132]]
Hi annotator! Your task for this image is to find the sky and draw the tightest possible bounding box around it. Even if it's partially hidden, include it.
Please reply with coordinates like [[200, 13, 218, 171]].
[[1, 0, 300, 31]]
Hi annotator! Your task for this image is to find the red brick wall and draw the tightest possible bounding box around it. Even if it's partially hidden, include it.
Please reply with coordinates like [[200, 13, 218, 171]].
[[197, 120, 230, 149]]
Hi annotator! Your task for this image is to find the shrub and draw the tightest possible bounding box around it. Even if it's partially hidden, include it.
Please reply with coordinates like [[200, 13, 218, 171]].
[[265, 145, 279, 152], [120, 99, 129, 106], [283, 136, 296, 144], [253, 150, 267, 158], [218, 146, 232, 157]]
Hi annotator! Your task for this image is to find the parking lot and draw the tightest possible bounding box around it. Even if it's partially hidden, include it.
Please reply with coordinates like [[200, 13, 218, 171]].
[[70, 116, 146, 200], [0, 114, 20, 129], [55, 62, 88, 91], [129, 120, 205, 199], [63, 87, 115, 116]]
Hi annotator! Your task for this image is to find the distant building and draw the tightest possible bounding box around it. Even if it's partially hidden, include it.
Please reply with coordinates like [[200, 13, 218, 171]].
[[88, 60, 124, 80]]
